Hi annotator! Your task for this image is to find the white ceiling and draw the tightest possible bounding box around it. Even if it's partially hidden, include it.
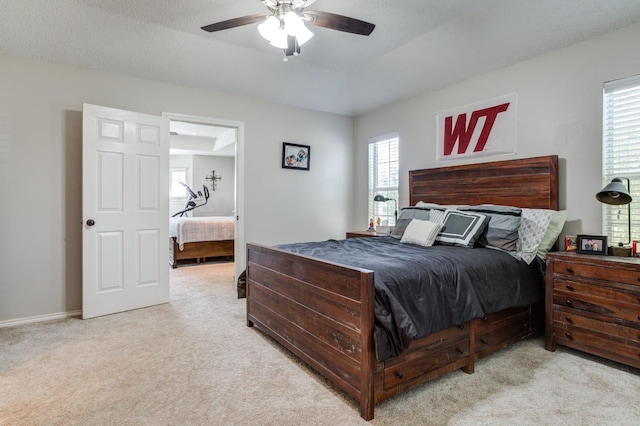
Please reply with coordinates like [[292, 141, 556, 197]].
[[2, 0, 640, 116], [170, 121, 237, 157]]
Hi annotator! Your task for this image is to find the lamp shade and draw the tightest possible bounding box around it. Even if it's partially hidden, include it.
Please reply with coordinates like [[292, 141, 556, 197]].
[[373, 194, 389, 202], [258, 16, 279, 41], [596, 178, 632, 205]]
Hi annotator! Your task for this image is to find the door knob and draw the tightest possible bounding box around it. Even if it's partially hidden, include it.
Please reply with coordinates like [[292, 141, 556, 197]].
[[86, 219, 95, 226]]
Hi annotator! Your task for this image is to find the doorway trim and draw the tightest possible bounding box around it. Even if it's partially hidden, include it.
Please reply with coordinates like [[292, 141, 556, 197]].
[[163, 112, 245, 280]]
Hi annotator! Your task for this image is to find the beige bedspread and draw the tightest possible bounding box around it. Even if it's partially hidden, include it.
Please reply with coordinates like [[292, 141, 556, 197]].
[[169, 216, 235, 250]]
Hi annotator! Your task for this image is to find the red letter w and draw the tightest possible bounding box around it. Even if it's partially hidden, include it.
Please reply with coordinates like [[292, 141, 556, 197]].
[[443, 103, 510, 156]]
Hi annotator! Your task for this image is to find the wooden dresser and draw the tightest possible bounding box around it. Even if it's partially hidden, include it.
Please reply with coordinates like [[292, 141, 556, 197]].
[[345, 231, 388, 238], [545, 252, 640, 369]]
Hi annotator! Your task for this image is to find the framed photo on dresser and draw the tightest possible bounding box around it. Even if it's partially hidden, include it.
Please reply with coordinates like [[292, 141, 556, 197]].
[[576, 234, 608, 255]]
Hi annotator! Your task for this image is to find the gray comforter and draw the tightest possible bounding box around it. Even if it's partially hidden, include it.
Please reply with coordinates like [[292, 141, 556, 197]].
[[276, 236, 544, 361]]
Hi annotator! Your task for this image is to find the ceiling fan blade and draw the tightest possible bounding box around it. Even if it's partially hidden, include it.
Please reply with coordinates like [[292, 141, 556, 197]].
[[303, 11, 375, 36], [201, 14, 267, 32]]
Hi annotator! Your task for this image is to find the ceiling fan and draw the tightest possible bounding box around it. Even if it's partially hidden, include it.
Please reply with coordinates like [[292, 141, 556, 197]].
[[201, 0, 375, 61]]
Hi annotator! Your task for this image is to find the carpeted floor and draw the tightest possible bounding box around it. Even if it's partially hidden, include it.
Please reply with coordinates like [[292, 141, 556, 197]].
[[1, 261, 639, 425]]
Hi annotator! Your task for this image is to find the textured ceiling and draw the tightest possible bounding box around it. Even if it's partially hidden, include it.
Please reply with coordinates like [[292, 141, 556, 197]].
[[2, 0, 640, 116]]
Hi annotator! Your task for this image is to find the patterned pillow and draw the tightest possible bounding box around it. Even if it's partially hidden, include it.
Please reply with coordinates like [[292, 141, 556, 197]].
[[429, 209, 446, 224], [435, 210, 490, 248], [458, 205, 522, 252], [400, 219, 444, 247], [515, 208, 554, 264], [390, 206, 444, 239]]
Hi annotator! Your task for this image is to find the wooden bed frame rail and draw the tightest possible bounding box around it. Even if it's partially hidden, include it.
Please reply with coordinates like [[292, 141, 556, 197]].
[[169, 237, 234, 268]]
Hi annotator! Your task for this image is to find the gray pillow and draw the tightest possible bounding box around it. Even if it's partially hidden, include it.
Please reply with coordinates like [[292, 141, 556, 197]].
[[458, 205, 522, 252], [435, 210, 489, 248], [390, 207, 444, 239]]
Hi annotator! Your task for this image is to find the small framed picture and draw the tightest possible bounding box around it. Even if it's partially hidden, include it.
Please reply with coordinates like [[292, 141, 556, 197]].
[[564, 235, 577, 252], [576, 234, 608, 255], [282, 142, 310, 171]]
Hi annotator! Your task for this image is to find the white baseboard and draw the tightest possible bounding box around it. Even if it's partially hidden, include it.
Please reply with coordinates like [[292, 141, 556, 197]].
[[0, 310, 82, 328]]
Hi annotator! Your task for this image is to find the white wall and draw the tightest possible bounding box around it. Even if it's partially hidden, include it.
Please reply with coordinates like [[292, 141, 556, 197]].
[[0, 55, 354, 324], [191, 155, 234, 217], [354, 21, 640, 242]]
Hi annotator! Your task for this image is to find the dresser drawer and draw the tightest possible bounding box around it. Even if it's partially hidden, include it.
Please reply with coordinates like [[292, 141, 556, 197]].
[[552, 323, 640, 369], [553, 277, 640, 310], [554, 259, 640, 287], [552, 308, 640, 343], [552, 290, 640, 325]]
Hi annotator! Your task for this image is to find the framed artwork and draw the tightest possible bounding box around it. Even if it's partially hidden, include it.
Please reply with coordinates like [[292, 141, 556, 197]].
[[576, 234, 608, 255], [282, 142, 310, 171]]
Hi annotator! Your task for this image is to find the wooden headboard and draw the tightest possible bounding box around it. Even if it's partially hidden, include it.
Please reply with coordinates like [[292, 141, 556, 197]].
[[409, 155, 558, 210]]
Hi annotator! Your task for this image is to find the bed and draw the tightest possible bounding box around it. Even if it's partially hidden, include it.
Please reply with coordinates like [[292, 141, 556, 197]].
[[246, 155, 559, 420], [169, 216, 235, 268]]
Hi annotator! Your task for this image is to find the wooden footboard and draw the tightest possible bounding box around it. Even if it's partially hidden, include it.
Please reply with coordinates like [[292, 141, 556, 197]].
[[170, 237, 234, 268], [247, 243, 543, 420], [246, 243, 377, 419]]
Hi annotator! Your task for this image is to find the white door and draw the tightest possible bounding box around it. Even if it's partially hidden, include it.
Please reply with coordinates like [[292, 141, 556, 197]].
[[82, 104, 169, 319]]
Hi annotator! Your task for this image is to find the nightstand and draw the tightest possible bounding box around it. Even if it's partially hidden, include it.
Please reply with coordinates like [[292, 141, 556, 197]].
[[545, 252, 640, 369], [345, 231, 389, 239]]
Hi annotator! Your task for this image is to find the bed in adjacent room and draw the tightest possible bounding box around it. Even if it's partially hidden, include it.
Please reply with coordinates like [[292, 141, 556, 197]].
[[245, 155, 564, 420], [169, 216, 235, 268]]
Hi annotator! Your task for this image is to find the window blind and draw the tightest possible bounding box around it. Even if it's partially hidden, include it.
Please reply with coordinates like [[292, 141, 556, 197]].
[[602, 75, 640, 245], [368, 134, 399, 226]]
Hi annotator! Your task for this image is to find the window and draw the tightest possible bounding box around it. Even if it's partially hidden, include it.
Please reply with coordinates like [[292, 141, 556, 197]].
[[368, 134, 399, 226], [602, 75, 640, 244], [170, 168, 188, 200]]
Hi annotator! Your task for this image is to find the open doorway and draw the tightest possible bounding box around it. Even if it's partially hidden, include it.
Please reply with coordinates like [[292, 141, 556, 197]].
[[164, 113, 244, 281]]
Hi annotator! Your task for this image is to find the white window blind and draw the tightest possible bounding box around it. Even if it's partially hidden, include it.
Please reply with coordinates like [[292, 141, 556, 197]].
[[368, 134, 399, 226], [602, 74, 640, 245]]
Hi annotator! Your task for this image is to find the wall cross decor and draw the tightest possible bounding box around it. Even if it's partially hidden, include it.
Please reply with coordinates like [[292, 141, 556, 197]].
[[205, 170, 222, 191]]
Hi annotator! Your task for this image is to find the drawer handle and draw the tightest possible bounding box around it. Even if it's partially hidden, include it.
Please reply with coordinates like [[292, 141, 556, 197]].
[[482, 316, 489, 322], [565, 332, 573, 340], [566, 299, 573, 306], [458, 324, 465, 330], [481, 338, 488, 345], [456, 347, 464, 354], [566, 284, 574, 291], [565, 316, 573, 323], [566, 267, 574, 274], [397, 371, 404, 379]]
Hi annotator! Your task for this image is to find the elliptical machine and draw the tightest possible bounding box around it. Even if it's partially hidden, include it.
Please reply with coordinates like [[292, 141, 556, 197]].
[[172, 182, 210, 217]]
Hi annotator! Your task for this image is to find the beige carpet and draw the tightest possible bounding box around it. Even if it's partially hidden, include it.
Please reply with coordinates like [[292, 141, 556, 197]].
[[1, 261, 639, 425]]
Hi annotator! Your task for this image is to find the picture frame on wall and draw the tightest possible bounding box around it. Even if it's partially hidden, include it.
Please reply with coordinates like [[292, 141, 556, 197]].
[[576, 234, 608, 255], [282, 142, 310, 171]]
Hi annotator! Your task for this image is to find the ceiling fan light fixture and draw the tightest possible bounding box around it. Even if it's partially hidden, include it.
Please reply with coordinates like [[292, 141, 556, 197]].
[[258, 15, 279, 41], [269, 27, 289, 49], [283, 11, 313, 46], [294, 23, 314, 46]]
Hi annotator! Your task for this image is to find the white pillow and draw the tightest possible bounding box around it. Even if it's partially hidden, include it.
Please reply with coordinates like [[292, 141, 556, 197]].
[[400, 219, 443, 247]]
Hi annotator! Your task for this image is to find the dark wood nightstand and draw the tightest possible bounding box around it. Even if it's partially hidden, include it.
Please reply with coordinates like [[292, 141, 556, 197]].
[[545, 252, 640, 369], [345, 231, 389, 239]]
